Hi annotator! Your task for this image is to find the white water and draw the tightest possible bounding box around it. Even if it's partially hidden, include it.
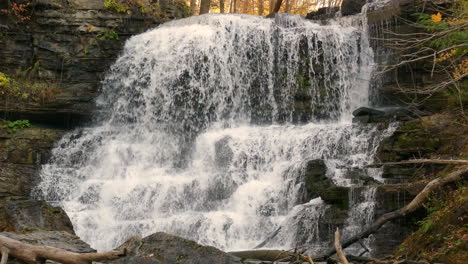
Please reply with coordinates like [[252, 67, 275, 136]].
[[35, 12, 394, 253]]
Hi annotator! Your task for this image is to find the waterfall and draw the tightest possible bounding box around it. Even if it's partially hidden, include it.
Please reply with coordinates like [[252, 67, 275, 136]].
[[34, 12, 394, 253]]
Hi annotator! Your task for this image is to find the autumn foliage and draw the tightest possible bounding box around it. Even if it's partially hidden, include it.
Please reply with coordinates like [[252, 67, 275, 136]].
[[0, 1, 31, 22]]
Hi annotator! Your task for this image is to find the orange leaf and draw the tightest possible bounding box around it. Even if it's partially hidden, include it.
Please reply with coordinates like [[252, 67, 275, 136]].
[[431, 12, 442, 23]]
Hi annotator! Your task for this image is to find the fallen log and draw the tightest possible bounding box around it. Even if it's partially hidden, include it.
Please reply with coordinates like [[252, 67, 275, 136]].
[[0, 234, 126, 264], [229, 249, 293, 261], [253, 226, 281, 249], [323, 168, 468, 258], [370, 159, 468, 167], [228, 249, 319, 263]]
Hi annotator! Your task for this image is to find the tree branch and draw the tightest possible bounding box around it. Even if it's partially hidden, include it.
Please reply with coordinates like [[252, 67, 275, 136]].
[[323, 168, 468, 258]]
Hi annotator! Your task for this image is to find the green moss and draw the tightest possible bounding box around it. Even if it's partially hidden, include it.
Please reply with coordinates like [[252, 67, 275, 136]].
[[296, 74, 311, 89]]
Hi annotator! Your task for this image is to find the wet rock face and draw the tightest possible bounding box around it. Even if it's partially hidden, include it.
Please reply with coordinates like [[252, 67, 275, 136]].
[[341, 0, 366, 16], [0, 128, 63, 197], [215, 136, 234, 169], [109, 232, 241, 264], [305, 0, 366, 20], [0, 127, 73, 234], [0, 0, 189, 127], [0, 198, 74, 234], [376, 119, 443, 162]]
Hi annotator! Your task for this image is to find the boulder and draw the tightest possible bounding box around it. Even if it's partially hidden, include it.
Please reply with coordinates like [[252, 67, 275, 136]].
[[0, 198, 74, 234], [352, 107, 386, 117], [305, 7, 340, 20], [341, 0, 366, 16], [305, 0, 366, 20], [352, 107, 428, 124], [108, 232, 241, 264], [302, 159, 349, 209], [214, 136, 234, 169], [344, 168, 382, 185]]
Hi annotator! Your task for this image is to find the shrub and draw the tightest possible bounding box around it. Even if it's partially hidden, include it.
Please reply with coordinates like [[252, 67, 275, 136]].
[[0, 71, 61, 103], [1, 120, 32, 133]]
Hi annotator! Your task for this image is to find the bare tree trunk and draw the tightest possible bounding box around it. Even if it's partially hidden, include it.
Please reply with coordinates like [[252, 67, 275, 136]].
[[324, 168, 468, 258], [199, 0, 211, 14], [0, 235, 126, 264], [285, 0, 291, 12], [258, 0, 264, 15], [233, 0, 237, 13], [190, 0, 197, 15], [272, 0, 283, 13], [266, 0, 283, 17], [220, 0, 225, 13], [242, 0, 249, 13], [269, 0, 275, 13]]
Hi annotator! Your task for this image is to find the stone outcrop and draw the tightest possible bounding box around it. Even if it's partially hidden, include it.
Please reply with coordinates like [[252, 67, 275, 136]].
[[0, 127, 63, 197], [302, 159, 349, 209], [305, 0, 368, 20], [0, 198, 74, 233], [0, 127, 74, 234], [108, 232, 241, 264]]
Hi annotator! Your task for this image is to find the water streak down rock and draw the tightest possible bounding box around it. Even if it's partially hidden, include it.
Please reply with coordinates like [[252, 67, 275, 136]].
[[34, 12, 396, 254]]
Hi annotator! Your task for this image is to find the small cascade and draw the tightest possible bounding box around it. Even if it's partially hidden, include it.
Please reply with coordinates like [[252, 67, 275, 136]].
[[35, 11, 396, 254]]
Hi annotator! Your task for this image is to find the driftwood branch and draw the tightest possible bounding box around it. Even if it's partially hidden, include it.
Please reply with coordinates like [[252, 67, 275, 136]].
[[334, 228, 349, 264], [0, 234, 126, 264], [324, 168, 468, 258]]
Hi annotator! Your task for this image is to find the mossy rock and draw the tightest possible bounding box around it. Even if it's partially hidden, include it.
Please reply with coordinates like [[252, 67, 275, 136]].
[[109, 232, 241, 264], [0, 199, 74, 234]]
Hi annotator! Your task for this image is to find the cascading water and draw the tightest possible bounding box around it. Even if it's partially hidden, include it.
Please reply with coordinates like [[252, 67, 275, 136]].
[[34, 11, 395, 254]]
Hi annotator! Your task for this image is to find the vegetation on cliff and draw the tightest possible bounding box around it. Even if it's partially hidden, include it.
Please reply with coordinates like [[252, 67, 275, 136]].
[[395, 185, 467, 263], [383, 0, 467, 117]]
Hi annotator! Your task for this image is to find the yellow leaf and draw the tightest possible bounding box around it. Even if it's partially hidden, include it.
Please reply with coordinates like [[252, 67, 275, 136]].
[[431, 12, 442, 23]]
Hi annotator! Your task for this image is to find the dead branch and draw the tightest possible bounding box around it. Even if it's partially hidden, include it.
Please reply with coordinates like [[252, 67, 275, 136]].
[[0, 234, 126, 264], [334, 228, 349, 264], [0, 247, 9, 264], [371, 159, 468, 166], [323, 168, 468, 258]]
